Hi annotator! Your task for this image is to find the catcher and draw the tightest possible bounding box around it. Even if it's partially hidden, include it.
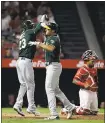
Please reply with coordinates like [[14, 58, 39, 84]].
[[73, 50, 99, 115]]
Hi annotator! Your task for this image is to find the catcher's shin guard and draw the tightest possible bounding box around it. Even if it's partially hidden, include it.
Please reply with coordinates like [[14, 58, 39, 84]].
[[76, 107, 91, 115], [90, 111, 98, 115]]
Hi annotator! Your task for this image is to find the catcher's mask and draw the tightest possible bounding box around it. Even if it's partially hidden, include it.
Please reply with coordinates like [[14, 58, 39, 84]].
[[81, 50, 98, 61]]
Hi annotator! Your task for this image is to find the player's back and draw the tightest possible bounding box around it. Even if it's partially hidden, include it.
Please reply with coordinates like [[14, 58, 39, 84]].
[[19, 29, 36, 60]]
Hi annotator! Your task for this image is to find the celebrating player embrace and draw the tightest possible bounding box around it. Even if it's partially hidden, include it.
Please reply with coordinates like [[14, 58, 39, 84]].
[[13, 17, 46, 116], [28, 18, 76, 120]]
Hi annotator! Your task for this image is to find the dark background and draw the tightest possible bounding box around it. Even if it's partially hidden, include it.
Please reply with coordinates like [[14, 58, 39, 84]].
[[1, 68, 105, 108], [1, 1, 105, 109]]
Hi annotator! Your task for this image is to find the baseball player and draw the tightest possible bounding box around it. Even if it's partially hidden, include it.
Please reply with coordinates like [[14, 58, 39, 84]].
[[28, 22, 76, 120], [73, 50, 98, 115], [13, 19, 45, 116]]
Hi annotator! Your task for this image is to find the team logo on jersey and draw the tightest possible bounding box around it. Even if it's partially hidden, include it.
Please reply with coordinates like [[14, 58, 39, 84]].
[[51, 40, 54, 44]]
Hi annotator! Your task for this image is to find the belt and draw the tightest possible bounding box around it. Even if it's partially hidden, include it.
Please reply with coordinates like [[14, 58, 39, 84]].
[[19, 57, 32, 62], [45, 61, 60, 66], [80, 88, 97, 92]]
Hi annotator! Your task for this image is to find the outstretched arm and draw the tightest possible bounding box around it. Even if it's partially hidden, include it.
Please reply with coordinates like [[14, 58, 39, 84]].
[[33, 15, 49, 34], [38, 43, 55, 51], [28, 41, 55, 51]]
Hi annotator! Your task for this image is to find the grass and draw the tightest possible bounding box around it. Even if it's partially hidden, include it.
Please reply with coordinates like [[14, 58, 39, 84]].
[[2, 107, 104, 113], [2, 119, 104, 123], [2, 107, 104, 123], [2, 107, 51, 114]]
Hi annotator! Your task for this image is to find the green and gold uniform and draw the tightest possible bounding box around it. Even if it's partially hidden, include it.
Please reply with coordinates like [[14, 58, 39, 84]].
[[45, 35, 60, 64], [19, 23, 42, 59], [44, 34, 75, 117], [13, 22, 42, 113]]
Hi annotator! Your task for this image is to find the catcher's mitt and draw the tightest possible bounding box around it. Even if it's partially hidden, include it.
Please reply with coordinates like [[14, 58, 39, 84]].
[[84, 75, 98, 92]]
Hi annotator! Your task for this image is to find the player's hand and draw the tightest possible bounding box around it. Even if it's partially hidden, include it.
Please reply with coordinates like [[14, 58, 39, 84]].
[[28, 41, 40, 46], [89, 84, 98, 92], [84, 82, 90, 89], [41, 22, 47, 28], [40, 14, 49, 23]]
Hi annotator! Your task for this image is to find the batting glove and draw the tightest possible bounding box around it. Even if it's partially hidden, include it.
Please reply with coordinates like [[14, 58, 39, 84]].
[[28, 41, 40, 46], [40, 14, 49, 23]]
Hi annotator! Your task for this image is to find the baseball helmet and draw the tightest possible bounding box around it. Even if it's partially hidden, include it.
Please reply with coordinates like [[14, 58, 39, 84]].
[[43, 22, 59, 33], [81, 50, 98, 61], [21, 20, 34, 30]]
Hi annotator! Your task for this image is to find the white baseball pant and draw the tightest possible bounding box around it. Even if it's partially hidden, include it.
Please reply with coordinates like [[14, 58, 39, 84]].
[[45, 62, 75, 116], [79, 89, 98, 111], [14, 57, 36, 111]]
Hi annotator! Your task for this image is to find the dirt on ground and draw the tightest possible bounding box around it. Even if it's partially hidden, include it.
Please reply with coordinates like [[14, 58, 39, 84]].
[[2, 113, 104, 120]]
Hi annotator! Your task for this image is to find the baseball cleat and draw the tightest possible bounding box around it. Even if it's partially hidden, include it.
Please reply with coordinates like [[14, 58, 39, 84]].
[[44, 115, 60, 120], [13, 107, 25, 116], [67, 106, 77, 119], [60, 107, 76, 119], [66, 111, 73, 119], [60, 108, 68, 115], [26, 109, 40, 116]]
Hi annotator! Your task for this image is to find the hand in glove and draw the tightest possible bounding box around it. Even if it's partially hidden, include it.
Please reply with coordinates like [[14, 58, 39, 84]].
[[84, 82, 98, 92], [40, 14, 49, 23], [28, 41, 40, 46], [84, 82, 91, 89], [41, 22, 51, 30]]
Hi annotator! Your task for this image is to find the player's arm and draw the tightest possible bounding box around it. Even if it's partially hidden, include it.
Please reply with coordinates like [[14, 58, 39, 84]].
[[72, 68, 89, 88], [28, 41, 55, 51], [73, 72, 85, 87], [39, 38, 57, 51], [33, 14, 49, 34], [33, 23, 42, 34], [38, 43, 55, 51], [28, 37, 57, 51]]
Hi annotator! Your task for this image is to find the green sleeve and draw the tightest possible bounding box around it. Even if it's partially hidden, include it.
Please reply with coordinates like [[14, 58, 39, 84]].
[[33, 23, 42, 34], [50, 37, 58, 47]]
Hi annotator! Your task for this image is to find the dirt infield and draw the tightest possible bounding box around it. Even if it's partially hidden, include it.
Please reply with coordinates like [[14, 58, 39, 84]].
[[2, 113, 104, 120]]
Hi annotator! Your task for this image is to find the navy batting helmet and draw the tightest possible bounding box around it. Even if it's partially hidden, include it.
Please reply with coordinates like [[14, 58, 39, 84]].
[[81, 50, 98, 61]]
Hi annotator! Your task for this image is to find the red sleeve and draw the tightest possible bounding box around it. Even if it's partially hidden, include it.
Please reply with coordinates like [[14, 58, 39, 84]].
[[74, 67, 89, 82], [73, 67, 89, 87]]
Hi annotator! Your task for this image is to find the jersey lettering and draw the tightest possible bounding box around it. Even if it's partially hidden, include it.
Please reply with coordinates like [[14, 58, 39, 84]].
[[19, 38, 27, 50]]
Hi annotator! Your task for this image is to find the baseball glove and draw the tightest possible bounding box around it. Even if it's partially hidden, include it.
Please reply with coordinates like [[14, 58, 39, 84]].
[[84, 76, 98, 92]]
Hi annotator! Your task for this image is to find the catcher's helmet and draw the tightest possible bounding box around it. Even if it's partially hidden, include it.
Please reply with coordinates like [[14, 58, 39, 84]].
[[43, 22, 59, 33], [81, 50, 98, 61], [21, 20, 34, 30]]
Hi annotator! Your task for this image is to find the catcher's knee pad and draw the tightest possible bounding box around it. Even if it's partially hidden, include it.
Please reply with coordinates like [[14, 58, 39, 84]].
[[76, 107, 91, 115]]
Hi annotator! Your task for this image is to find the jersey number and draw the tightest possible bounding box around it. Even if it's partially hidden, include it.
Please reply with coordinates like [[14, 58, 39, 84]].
[[19, 38, 27, 50]]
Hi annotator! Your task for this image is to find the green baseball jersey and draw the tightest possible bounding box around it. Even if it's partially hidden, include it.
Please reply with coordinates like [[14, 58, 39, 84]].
[[19, 23, 42, 59], [45, 35, 60, 62]]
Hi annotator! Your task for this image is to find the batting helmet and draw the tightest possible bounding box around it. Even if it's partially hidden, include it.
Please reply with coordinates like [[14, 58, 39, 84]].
[[42, 22, 59, 33], [21, 20, 34, 30], [81, 50, 98, 61]]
